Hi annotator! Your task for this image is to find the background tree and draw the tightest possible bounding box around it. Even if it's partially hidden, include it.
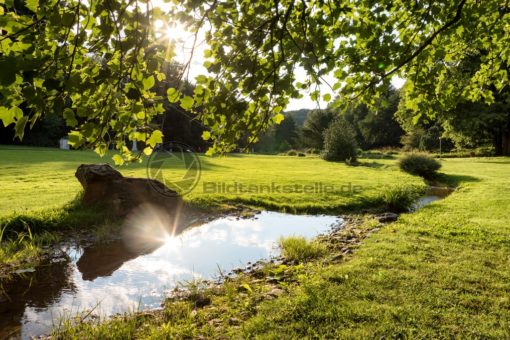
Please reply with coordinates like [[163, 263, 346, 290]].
[[301, 109, 336, 149], [284, 109, 310, 126], [254, 115, 299, 153], [0, 114, 67, 147], [343, 87, 404, 149]]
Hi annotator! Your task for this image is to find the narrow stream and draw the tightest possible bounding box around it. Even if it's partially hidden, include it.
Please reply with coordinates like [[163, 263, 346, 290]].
[[412, 186, 454, 211], [0, 212, 341, 339]]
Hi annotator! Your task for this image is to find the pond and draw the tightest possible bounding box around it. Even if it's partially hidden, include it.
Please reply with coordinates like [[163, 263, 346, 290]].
[[0, 211, 342, 339]]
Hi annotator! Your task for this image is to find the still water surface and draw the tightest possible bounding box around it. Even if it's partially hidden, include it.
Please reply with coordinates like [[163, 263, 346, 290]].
[[0, 211, 341, 339]]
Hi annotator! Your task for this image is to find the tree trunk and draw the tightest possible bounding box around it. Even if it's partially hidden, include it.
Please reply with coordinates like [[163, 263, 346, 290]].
[[502, 131, 510, 156], [494, 130, 510, 156]]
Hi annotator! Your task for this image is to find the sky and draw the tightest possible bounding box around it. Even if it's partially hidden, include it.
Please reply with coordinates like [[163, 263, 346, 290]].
[[153, 2, 406, 111]]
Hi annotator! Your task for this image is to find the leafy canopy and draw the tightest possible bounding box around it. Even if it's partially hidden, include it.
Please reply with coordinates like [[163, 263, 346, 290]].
[[1, 0, 508, 160]]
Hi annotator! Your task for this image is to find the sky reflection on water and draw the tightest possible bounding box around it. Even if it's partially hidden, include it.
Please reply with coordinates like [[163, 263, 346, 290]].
[[1, 211, 341, 339]]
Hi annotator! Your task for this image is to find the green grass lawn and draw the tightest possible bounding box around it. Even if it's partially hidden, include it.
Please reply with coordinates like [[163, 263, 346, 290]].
[[55, 155, 510, 338], [2, 145, 510, 337], [0, 145, 422, 216], [239, 157, 510, 338]]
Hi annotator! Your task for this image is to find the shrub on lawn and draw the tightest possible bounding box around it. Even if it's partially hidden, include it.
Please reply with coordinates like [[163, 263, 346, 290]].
[[321, 118, 358, 162], [297, 152, 306, 157], [399, 153, 442, 178], [380, 185, 422, 213], [287, 149, 298, 156], [279, 236, 327, 262]]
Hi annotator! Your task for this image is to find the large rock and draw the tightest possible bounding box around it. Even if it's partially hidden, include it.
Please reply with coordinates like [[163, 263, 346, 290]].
[[75, 164, 183, 216]]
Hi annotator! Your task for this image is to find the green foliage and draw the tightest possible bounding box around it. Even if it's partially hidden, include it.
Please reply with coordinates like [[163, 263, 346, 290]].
[[397, 57, 510, 155], [433, 146, 495, 158], [380, 184, 422, 213], [173, 0, 507, 155], [286, 149, 298, 156], [254, 115, 300, 153], [0, 0, 180, 163], [284, 109, 310, 126], [321, 118, 358, 162], [301, 109, 336, 149], [2, 0, 508, 157], [343, 87, 404, 149], [279, 236, 327, 262], [399, 153, 442, 179]]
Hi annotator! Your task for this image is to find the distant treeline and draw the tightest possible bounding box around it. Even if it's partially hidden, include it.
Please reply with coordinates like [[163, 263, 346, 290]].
[[253, 85, 510, 156]]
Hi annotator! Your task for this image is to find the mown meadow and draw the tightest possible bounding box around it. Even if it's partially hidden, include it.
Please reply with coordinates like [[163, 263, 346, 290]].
[[55, 156, 510, 339], [1, 145, 509, 338], [0, 145, 422, 217]]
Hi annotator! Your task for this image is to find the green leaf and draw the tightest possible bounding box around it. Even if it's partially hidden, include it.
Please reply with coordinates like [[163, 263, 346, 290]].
[[0, 59, 16, 86], [143, 146, 153, 155], [201, 131, 211, 141], [167, 87, 180, 103], [25, 0, 38, 13], [63, 108, 78, 127], [94, 143, 108, 157], [412, 113, 422, 125], [143, 75, 155, 90], [76, 107, 87, 117], [0, 106, 22, 127], [180, 96, 194, 110], [196, 75, 207, 84], [61, 13, 75, 27], [273, 113, 285, 124], [68, 131, 84, 148], [14, 116, 28, 140], [112, 154, 125, 165], [156, 72, 166, 82], [323, 93, 332, 102], [147, 130, 163, 147]]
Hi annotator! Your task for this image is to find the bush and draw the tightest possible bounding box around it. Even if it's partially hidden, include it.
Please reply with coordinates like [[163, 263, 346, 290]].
[[297, 152, 306, 157], [306, 148, 320, 154], [399, 153, 442, 178], [286, 149, 298, 156], [279, 236, 327, 262], [380, 185, 423, 213], [321, 118, 358, 162]]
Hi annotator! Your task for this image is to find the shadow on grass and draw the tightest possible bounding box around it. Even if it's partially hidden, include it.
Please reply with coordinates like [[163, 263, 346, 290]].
[[352, 161, 386, 169], [0, 192, 111, 239], [433, 173, 481, 187], [211, 195, 386, 215], [360, 152, 397, 160]]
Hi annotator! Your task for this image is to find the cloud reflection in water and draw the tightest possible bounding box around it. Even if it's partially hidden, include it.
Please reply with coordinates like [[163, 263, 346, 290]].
[[8, 211, 340, 339]]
